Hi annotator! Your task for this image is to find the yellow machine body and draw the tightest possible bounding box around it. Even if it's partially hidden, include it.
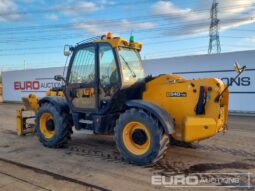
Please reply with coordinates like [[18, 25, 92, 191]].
[[143, 74, 229, 142], [16, 33, 229, 144]]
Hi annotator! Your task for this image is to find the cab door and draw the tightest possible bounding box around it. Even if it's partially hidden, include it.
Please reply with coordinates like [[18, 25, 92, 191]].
[[98, 43, 120, 110], [65, 45, 98, 112]]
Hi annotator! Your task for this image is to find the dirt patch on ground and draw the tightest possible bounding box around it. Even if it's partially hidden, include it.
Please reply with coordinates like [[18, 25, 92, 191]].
[[0, 103, 254, 190]]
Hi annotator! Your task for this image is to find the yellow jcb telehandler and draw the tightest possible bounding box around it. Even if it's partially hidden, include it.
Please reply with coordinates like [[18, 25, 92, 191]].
[[16, 33, 246, 165]]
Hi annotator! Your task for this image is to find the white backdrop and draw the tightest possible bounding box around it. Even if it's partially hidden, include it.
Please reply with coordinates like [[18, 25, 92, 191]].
[[2, 50, 255, 112], [2, 67, 65, 102]]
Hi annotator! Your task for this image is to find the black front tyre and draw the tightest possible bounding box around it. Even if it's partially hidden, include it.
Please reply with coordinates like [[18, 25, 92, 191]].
[[35, 103, 72, 148], [114, 108, 169, 165]]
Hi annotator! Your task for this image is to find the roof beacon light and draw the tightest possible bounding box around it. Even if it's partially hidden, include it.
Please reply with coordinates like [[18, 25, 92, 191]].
[[107, 32, 113, 39], [129, 35, 134, 43]]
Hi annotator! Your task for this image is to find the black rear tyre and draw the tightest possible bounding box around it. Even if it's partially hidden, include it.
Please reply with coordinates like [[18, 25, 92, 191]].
[[170, 136, 197, 148], [35, 103, 72, 148], [114, 108, 169, 165]]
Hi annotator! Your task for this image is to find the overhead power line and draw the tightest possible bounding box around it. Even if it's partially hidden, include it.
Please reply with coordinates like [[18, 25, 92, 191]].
[[0, 0, 155, 16], [0, 46, 60, 52], [0, 35, 252, 57], [0, 16, 252, 38], [0, 17, 253, 44], [0, 1, 254, 17], [0, 3, 254, 33]]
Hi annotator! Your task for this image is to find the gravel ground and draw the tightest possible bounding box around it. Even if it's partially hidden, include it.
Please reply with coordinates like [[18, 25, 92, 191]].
[[0, 103, 254, 191]]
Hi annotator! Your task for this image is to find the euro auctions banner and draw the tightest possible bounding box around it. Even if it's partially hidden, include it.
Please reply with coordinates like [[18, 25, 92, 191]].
[[2, 67, 64, 102]]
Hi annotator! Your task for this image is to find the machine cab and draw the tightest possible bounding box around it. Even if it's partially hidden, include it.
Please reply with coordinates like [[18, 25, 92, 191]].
[[64, 33, 145, 114]]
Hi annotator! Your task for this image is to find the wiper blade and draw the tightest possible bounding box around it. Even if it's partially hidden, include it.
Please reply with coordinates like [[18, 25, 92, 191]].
[[120, 55, 136, 78]]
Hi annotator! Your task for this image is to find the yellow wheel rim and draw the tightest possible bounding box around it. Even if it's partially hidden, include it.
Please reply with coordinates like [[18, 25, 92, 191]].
[[122, 121, 151, 155], [40, 112, 55, 139]]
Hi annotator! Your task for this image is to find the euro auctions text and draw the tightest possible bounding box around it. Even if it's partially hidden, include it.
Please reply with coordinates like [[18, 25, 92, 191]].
[[151, 173, 252, 188]]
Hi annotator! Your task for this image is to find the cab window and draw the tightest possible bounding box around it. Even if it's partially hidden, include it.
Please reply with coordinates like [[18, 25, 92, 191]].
[[69, 47, 95, 84], [68, 46, 96, 109], [99, 44, 119, 98]]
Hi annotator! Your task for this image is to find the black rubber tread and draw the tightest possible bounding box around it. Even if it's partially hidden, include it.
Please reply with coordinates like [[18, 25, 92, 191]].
[[114, 108, 169, 165], [35, 103, 72, 148], [170, 136, 197, 148]]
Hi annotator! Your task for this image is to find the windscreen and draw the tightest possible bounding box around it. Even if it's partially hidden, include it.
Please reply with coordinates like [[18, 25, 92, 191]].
[[118, 47, 145, 84]]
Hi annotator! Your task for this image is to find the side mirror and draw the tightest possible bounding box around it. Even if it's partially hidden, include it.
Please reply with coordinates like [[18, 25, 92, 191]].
[[64, 45, 72, 56], [234, 61, 242, 74], [54, 75, 65, 82]]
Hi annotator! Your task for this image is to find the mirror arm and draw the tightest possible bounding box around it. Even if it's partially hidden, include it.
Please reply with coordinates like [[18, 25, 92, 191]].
[[54, 75, 66, 84], [62, 78, 67, 84]]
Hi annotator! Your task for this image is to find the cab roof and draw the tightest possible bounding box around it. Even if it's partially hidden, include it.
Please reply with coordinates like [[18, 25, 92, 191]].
[[96, 37, 142, 52], [76, 33, 143, 52]]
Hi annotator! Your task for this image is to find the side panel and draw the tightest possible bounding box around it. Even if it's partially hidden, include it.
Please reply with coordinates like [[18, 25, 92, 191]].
[[143, 75, 229, 142]]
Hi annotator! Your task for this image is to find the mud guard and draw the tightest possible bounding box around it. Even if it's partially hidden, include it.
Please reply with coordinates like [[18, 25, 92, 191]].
[[125, 100, 175, 134], [39, 96, 70, 113]]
